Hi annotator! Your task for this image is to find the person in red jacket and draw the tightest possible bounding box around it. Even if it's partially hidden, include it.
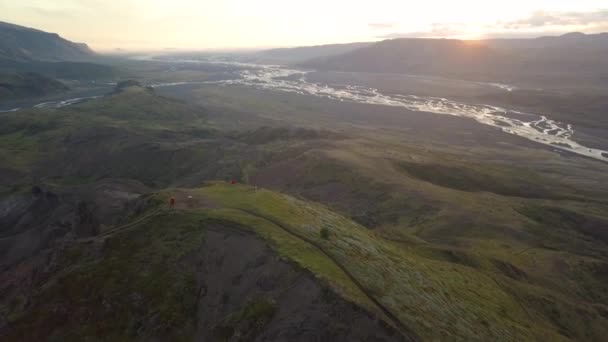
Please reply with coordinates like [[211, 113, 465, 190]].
[[169, 196, 176, 208]]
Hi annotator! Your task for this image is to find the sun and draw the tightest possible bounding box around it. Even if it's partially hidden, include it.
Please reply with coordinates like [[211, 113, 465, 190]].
[[461, 25, 486, 40]]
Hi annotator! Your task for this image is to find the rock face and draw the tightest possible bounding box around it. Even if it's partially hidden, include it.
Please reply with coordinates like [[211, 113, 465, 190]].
[[196, 227, 401, 341], [0, 187, 70, 270], [73, 201, 99, 238], [0, 180, 148, 270]]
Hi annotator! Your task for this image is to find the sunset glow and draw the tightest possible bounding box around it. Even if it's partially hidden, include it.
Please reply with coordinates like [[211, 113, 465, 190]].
[[0, 0, 606, 50]]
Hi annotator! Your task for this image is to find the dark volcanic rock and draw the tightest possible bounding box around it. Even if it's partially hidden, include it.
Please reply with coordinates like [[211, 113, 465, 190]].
[[0, 179, 148, 271], [73, 201, 99, 238], [195, 226, 403, 341], [112, 80, 154, 94], [115, 80, 142, 90]]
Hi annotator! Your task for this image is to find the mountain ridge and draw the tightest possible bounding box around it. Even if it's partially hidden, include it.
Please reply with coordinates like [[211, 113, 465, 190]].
[[298, 32, 608, 85], [0, 21, 95, 62], [0, 21, 117, 81]]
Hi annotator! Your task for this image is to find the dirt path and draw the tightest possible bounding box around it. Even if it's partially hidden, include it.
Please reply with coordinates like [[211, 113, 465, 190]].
[[77, 209, 166, 244], [78, 189, 212, 244]]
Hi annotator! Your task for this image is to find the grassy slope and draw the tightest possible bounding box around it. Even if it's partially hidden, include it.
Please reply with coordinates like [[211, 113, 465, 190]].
[[312, 148, 608, 340], [2, 183, 573, 341], [192, 183, 571, 341], [168, 86, 608, 340], [162, 182, 608, 341], [0, 86, 212, 193]]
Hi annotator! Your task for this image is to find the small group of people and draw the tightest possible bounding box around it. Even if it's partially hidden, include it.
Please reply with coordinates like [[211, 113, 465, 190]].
[[168, 195, 195, 208]]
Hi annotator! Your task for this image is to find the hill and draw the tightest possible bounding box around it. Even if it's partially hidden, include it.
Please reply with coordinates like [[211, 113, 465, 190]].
[[4, 182, 608, 340], [0, 183, 404, 341], [0, 21, 94, 62], [302, 38, 498, 75], [0, 72, 69, 101], [301, 33, 608, 85], [1, 83, 608, 340]]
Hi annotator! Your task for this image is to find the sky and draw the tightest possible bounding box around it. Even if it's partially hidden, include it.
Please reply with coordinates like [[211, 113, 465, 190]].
[[0, 0, 607, 51]]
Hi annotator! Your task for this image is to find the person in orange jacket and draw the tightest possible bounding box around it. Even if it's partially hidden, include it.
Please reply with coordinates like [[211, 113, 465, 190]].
[[169, 196, 176, 208]]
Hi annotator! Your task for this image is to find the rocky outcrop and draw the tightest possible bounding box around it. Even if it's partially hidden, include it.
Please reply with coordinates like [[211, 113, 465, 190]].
[[112, 80, 154, 94], [0, 180, 152, 339], [0, 186, 70, 270], [73, 201, 99, 238]]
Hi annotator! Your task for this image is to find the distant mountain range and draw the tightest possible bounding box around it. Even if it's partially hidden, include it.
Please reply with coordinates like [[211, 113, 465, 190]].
[[0, 21, 95, 62], [485, 32, 608, 50], [0, 21, 114, 82], [255, 42, 373, 64], [294, 33, 608, 85]]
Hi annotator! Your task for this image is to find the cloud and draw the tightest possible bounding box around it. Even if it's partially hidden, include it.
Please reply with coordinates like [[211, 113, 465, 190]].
[[478, 31, 566, 39], [377, 10, 608, 40], [589, 23, 608, 33], [368, 22, 396, 30], [504, 9, 608, 29]]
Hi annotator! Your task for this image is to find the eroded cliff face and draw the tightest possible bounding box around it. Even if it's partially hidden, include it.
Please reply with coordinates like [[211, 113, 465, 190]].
[[195, 227, 400, 342], [0, 180, 148, 270]]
